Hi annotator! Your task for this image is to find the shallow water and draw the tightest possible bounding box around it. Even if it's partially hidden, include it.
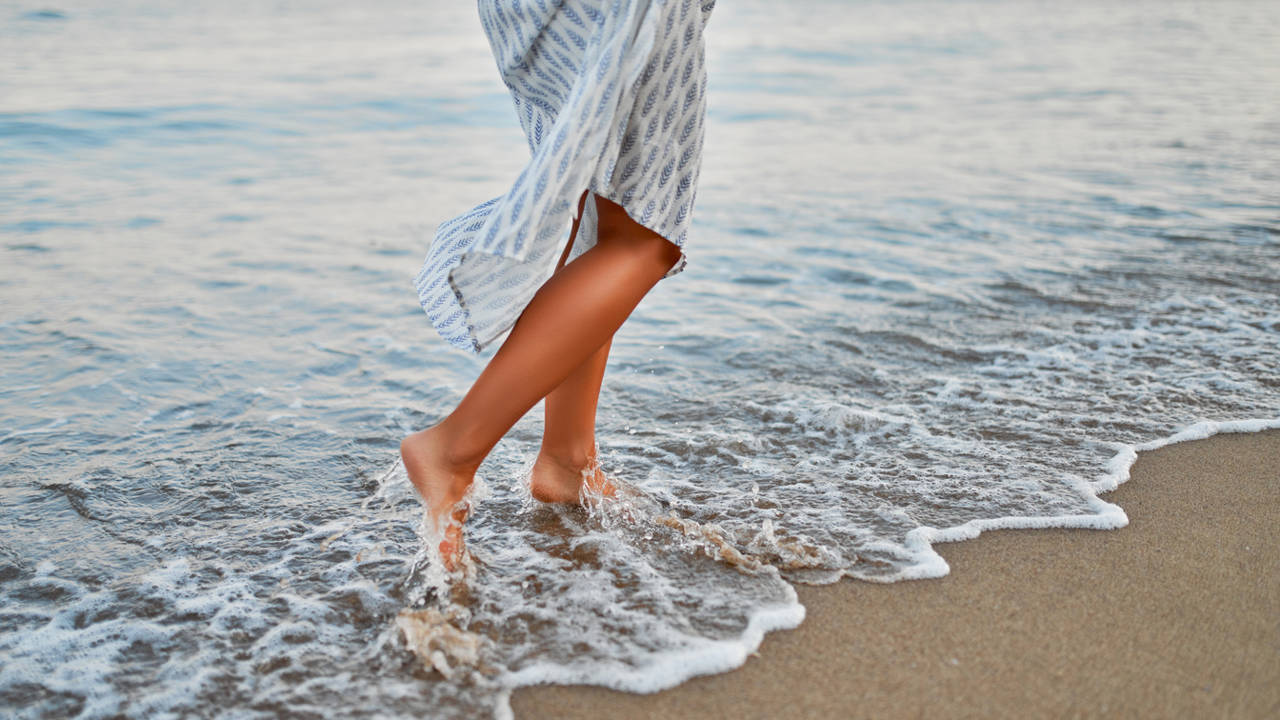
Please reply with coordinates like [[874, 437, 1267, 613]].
[[2, 0, 1278, 717]]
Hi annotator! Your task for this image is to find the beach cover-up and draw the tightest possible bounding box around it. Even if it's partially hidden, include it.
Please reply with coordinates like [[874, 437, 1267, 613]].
[[414, 0, 715, 352]]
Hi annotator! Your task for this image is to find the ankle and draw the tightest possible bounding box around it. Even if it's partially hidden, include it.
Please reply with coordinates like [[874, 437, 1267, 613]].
[[401, 424, 484, 478], [536, 444, 596, 471]]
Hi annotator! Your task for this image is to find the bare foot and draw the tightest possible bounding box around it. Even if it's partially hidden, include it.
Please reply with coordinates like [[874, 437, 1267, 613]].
[[528, 451, 617, 504], [400, 426, 474, 572]]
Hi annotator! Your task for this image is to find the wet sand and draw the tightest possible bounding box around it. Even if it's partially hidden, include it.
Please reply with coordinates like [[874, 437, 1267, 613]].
[[513, 429, 1280, 718]]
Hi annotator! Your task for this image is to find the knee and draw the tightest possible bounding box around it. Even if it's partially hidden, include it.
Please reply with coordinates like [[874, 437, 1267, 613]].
[[595, 197, 684, 273], [652, 236, 683, 273], [620, 231, 681, 274]]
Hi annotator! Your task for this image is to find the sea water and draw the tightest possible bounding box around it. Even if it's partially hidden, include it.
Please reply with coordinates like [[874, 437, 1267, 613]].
[[2, 0, 1278, 717]]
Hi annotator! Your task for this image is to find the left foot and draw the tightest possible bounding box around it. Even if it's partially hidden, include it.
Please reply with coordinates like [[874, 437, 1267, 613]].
[[400, 425, 475, 572], [528, 450, 617, 504]]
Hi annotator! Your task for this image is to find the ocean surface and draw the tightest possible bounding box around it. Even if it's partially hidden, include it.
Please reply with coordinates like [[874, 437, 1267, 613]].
[[2, 0, 1278, 717]]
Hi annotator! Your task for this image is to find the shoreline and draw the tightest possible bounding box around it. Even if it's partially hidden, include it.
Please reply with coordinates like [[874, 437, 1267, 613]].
[[512, 428, 1280, 718]]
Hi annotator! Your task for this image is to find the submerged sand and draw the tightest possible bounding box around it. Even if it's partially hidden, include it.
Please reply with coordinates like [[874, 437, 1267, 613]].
[[513, 429, 1280, 718]]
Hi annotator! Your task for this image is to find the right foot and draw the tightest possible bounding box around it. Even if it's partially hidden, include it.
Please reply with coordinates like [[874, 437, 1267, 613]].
[[528, 451, 617, 504], [400, 426, 474, 572]]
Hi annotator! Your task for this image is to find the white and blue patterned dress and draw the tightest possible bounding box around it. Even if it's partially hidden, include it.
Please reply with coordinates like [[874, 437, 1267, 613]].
[[414, 0, 715, 352]]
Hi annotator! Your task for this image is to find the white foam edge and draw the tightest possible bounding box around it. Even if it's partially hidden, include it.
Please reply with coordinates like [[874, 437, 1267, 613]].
[[491, 587, 806, 720], [1090, 416, 1280, 494], [871, 416, 1280, 583]]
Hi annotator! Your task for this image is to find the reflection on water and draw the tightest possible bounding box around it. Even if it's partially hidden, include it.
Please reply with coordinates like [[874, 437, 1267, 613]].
[[2, 0, 1278, 717]]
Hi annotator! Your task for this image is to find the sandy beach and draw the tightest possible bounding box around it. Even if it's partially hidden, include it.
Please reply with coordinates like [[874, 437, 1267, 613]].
[[513, 429, 1280, 718]]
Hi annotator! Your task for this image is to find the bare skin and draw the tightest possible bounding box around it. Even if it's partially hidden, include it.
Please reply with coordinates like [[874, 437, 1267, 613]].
[[400, 193, 681, 570], [528, 336, 617, 504]]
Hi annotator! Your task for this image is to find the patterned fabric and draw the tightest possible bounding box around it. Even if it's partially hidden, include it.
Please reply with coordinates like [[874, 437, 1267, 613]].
[[414, 0, 716, 352]]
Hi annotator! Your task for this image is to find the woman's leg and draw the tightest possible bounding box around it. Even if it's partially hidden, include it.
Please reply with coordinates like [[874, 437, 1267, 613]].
[[529, 337, 613, 502], [400, 194, 682, 567], [530, 192, 616, 502]]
